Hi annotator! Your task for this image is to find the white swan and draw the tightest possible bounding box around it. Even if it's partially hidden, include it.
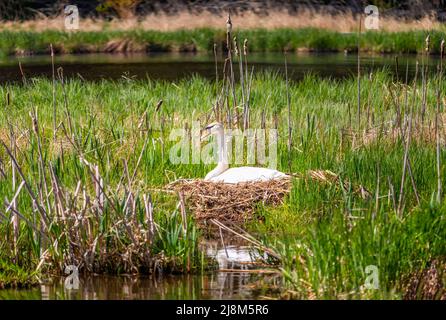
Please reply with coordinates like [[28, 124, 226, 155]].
[[201, 122, 287, 183]]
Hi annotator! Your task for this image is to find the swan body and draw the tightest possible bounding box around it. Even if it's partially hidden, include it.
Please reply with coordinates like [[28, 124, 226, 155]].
[[207, 166, 286, 184], [201, 122, 288, 183]]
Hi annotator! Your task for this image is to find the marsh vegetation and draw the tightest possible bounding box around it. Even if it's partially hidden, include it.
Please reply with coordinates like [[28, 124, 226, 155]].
[[2, 28, 446, 57], [0, 61, 445, 297]]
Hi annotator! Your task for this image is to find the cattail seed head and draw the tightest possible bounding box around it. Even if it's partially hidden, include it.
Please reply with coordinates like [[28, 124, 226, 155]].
[[243, 39, 248, 56], [441, 39, 445, 56], [30, 111, 38, 133], [233, 36, 239, 56], [425, 34, 430, 52], [226, 13, 232, 34]]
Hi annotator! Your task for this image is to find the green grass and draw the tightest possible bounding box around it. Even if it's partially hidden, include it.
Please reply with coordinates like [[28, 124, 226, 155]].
[[0, 259, 38, 288], [0, 69, 445, 298], [1, 28, 445, 56]]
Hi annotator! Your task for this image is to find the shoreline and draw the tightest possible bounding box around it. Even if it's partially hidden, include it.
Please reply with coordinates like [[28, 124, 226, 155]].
[[1, 28, 444, 57]]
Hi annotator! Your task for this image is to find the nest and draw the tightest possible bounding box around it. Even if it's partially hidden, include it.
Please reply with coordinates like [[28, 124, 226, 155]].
[[167, 177, 292, 224], [166, 169, 370, 225]]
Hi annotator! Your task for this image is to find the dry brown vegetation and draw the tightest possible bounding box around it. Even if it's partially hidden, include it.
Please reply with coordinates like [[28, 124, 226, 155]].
[[0, 10, 442, 32], [404, 259, 446, 300], [167, 177, 292, 224]]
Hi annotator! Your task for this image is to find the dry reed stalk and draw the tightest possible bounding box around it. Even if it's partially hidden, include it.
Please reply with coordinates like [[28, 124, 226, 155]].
[[30, 109, 52, 215], [18, 61, 27, 85], [179, 191, 187, 234], [7, 121, 19, 261], [0, 139, 49, 227], [436, 40, 444, 203], [285, 51, 292, 173], [375, 164, 380, 215], [357, 16, 361, 129], [57, 67, 73, 136], [385, 73, 421, 207], [226, 12, 237, 128], [244, 66, 254, 129], [50, 44, 56, 140], [218, 226, 229, 258], [210, 219, 280, 260], [399, 60, 421, 212], [421, 34, 430, 124], [388, 176, 397, 212], [404, 259, 446, 300], [143, 193, 155, 243], [234, 36, 246, 129]]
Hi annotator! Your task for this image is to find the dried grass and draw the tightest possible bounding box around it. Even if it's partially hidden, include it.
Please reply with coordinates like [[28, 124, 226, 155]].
[[49, 137, 75, 157], [404, 259, 446, 300], [103, 39, 147, 53], [0, 10, 442, 32], [343, 115, 446, 150], [168, 177, 291, 224], [0, 128, 29, 153]]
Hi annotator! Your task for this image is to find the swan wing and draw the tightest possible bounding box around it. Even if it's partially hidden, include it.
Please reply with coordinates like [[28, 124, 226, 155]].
[[209, 167, 287, 184]]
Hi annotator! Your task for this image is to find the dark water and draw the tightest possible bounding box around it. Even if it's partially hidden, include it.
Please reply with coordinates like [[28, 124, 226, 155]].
[[0, 244, 282, 300], [0, 52, 440, 83], [0, 273, 281, 300]]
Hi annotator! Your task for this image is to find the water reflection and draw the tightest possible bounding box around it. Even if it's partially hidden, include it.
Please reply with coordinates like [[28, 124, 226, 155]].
[[0, 241, 281, 300], [0, 52, 439, 83], [206, 244, 268, 270], [0, 272, 281, 300]]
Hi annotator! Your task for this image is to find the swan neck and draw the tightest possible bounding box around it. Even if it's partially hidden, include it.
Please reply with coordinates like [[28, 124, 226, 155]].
[[204, 127, 229, 181], [216, 129, 228, 168]]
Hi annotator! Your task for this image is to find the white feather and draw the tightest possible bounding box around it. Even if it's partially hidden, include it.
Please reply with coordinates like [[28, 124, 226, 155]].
[[208, 166, 287, 184]]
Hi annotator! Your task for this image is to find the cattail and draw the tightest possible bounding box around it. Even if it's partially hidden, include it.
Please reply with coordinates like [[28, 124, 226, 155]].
[[243, 39, 248, 56], [441, 39, 445, 57], [233, 36, 239, 56], [425, 34, 430, 52], [155, 99, 163, 112], [226, 13, 232, 34], [30, 111, 38, 134]]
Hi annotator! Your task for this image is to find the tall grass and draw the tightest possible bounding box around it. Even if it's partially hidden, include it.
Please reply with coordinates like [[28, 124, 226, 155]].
[[0, 68, 445, 297], [1, 28, 445, 56]]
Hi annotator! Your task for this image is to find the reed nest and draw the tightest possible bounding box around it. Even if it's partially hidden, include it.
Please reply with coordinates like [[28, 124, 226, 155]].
[[167, 170, 371, 224], [168, 177, 291, 224]]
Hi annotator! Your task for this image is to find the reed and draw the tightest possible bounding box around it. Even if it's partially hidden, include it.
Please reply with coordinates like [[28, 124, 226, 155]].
[[0, 59, 445, 297]]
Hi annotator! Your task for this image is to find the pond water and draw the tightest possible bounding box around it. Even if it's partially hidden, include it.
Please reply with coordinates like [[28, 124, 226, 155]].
[[0, 243, 282, 300], [0, 52, 440, 83]]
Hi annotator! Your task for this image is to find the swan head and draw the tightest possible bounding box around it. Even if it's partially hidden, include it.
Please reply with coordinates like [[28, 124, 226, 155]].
[[201, 122, 224, 141]]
